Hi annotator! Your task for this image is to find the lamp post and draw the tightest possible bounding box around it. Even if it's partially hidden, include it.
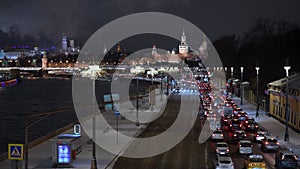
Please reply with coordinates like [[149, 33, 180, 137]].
[[284, 65, 291, 141], [136, 74, 140, 126], [240, 67, 244, 105], [255, 67, 260, 118], [231, 67, 234, 97], [91, 71, 97, 169]]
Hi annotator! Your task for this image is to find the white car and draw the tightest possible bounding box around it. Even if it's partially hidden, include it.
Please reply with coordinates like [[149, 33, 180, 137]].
[[215, 142, 230, 155], [238, 140, 253, 155], [254, 131, 268, 142], [215, 156, 234, 169], [211, 130, 224, 140]]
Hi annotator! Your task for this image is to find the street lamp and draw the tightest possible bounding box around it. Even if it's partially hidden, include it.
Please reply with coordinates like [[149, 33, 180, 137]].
[[136, 74, 140, 126], [91, 71, 98, 169], [240, 67, 244, 105], [231, 67, 234, 97], [284, 65, 291, 141], [255, 67, 260, 118]]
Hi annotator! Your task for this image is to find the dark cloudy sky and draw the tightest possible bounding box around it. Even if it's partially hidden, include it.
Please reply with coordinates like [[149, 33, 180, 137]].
[[1, 0, 300, 47]]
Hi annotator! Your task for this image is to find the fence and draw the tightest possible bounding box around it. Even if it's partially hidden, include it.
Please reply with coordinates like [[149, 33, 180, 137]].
[[244, 89, 268, 112]]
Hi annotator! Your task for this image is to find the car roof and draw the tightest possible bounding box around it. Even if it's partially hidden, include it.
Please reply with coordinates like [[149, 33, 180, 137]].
[[265, 135, 277, 140], [239, 140, 251, 143], [216, 142, 228, 145], [249, 155, 263, 159], [234, 130, 245, 133], [218, 156, 232, 161], [257, 131, 266, 134]]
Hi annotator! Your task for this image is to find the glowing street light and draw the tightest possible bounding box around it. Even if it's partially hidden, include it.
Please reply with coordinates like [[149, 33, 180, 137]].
[[284, 65, 291, 141]]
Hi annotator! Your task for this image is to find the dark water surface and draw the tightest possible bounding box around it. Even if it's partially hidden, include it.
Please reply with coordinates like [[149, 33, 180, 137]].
[[0, 78, 151, 153]]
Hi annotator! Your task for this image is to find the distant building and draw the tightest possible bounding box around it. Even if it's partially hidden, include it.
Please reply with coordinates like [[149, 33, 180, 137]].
[[62, 34, 68, 51]]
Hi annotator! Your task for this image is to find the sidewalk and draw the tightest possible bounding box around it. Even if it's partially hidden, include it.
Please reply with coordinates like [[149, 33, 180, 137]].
[[232, 96, 300, 160], [0, 91, 167, 169]]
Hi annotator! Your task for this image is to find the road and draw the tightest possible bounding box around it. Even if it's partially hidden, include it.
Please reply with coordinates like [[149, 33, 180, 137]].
[[113, 92, 216, 169], [113, 91, 279, 169]]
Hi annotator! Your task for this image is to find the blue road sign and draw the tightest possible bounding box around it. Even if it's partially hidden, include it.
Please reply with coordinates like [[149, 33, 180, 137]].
[[115, 111, 120, 116], [8, 144, 23, 160]]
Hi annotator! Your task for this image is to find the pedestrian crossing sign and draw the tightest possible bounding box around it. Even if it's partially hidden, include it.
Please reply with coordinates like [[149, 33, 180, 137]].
[[8, 144, 24, 160]]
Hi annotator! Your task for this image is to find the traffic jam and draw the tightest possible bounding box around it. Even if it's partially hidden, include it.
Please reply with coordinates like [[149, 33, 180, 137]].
[[199, 84, 299, 169]]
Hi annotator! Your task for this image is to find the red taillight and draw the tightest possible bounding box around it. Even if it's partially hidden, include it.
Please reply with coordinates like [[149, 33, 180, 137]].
[[276, 142, 280, 145], [234, 134, 237, 137], [265, 141, 269, 145], [256, 125, 259, 128], [248, 125, 250, 127]]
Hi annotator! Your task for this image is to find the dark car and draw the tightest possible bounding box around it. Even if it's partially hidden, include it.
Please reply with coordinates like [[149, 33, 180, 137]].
[[233, 107, 243, 116], [261, 136, 279, 152], [236, 111, 248, 121], [245, 121, 259, 132], [221, 116, 232, 126], [229, 118, 242, 131], [232, 130, 247, 143], [275, 149, 298, 169]]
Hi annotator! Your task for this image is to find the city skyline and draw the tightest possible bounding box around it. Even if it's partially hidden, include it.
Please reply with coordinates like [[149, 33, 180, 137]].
[[1, 0, 300, 49]]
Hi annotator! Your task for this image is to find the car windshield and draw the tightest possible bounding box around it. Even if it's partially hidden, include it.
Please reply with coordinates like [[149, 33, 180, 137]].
[[284, 155, 297, 160], [267, 139, 277, 142], [250, 158, 263, 162], [217, 144, 227, 147], [219, 160, 231, 164], [214, 130, 223, 134], [241, 143, 252, 147]]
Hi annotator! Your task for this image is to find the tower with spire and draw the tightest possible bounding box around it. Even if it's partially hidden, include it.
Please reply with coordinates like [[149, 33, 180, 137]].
[[179, 29, 189, 55]]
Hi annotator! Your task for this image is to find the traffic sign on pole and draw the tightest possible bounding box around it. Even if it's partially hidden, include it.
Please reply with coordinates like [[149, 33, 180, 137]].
[[8, 144, 24, 160]]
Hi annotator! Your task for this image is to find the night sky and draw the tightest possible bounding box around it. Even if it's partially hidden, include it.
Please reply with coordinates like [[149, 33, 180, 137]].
[[1, 0, 300, 48]]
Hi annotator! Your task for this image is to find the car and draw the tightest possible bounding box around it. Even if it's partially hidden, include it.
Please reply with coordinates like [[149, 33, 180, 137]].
[[221, 115, 232, 126], [244, 118, 255, 124], [233, 107, 243, 116], [275, 148, 298, 169], [215, 142, 230, 155], [261, 136, 279, 152], [211, 130, 224, 141], [232, 130, 247, 143], [230, 118, 242, 131], [254, 131, 268, 142], [245, 121, 259, 132], [236, 111, 248, 121], [215, 156, 234, 169], [244, 154, 266, 169], [203, 108, 211, 117], [238, 140, 253, 155]]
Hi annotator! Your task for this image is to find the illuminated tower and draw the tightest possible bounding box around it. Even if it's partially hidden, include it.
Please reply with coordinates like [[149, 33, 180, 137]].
[[42, 53, 48, 69], [152, 44, 157, 56], [62, 34, 67, 51], [179, 29, 188, 55], [199, 34, 208, 59]]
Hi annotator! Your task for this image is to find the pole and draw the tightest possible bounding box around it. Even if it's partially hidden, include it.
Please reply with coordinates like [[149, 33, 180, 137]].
[[284, 66, 290, 141], [25, 116, 29, 169], [255, 67, 260, 118], [136, 76, 140, 126], [160, 77, 163, 101], [240, 67, 243, 105], [91, 78, 97, 169], [117, 114, 118, 144]]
